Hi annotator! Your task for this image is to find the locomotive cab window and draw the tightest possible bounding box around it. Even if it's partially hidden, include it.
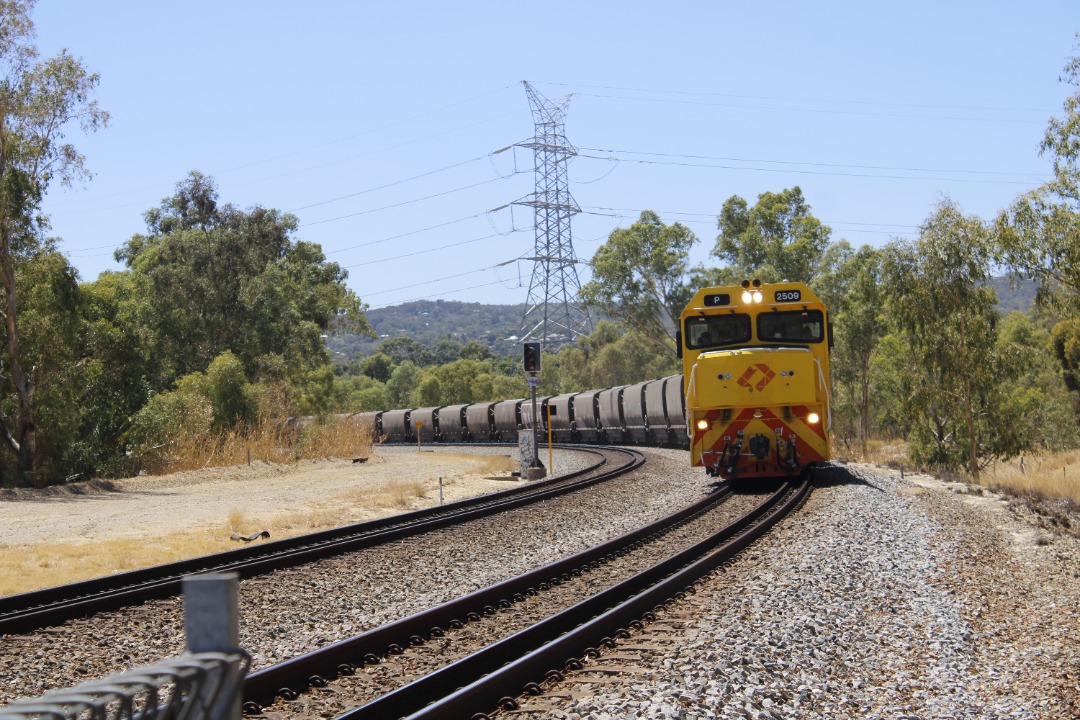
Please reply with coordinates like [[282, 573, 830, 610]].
[[685, 313, 751, 349], [757, 310, 825, 343]]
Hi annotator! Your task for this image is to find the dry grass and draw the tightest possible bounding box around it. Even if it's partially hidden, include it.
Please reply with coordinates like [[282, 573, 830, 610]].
[[830, 436, 908, 467], [160, 415, 373, 474], [0, 475, 430, 598], [460, 454, 518, 476], [981, 450, 1080, 505]]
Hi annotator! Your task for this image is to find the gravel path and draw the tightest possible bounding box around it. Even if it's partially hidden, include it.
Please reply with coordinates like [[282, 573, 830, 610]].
[[511, 463, 1079, 719]]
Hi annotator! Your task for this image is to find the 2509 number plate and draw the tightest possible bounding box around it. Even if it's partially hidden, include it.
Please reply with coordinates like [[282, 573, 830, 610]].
[[774, 290, 802, 302]]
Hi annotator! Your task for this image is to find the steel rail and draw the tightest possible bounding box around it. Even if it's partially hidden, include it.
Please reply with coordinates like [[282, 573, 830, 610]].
[[0, 446, 639, 636], [338, 478, 810, 720], [241, 477, 735, 709]]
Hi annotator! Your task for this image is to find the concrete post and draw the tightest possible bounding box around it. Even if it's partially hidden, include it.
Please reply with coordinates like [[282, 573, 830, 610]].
[[183, 573, 241, 720]]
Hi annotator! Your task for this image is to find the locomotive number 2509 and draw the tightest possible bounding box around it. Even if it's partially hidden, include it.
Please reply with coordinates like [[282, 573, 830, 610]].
[[774, 290, 802, 302]]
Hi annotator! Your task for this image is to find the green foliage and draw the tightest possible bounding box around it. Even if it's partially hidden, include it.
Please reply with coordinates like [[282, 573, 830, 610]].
[[581, 210, 697, 350], [125, 375, 213, 474], [115, 172, 369, 387], [826, 246, 885, 453], [554, 321, 681, 392], [993, 313, 1079, 453], [414, 374, 442, 406], [881, 201, 999, 474], [1051, 318, 1080, 393], [0, 250, 83, 482], [0, 0, 108, 483], [377, 336, 435, 366], [993, 45, 1080, 314], [360, 352, 394, 383], [386, 361, 421, 408], [205, 351, 254, 429], [355, 383, 390, 413], [713, 186, 831, 284]]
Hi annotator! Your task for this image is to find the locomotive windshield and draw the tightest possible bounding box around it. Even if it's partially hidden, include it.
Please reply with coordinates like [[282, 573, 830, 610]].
[[757, 310, 825, 343], [685, 313, 751, 349]]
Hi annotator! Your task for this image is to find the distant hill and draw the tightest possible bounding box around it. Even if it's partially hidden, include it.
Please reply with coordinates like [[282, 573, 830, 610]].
[[988, 275, 1038, 314], [328, 277, 1038, 360], [328, 300, 529, 359]]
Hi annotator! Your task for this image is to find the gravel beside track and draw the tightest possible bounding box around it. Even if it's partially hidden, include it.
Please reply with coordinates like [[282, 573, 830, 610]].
[[509, 463, 1080, 720], [4, 454, 1077, 718], [0, 448, 710, 706], [258, 480, 766, 719]]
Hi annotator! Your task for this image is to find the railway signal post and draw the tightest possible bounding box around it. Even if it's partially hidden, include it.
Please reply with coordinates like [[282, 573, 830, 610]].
[[523, 343, 546, 480]]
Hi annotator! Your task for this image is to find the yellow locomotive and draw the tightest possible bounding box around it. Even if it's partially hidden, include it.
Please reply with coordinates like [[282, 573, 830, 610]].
[[679, 280, 831, 480]]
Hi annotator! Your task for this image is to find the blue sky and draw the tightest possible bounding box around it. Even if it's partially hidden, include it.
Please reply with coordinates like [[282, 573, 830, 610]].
[[31, 1, 1079, 309]]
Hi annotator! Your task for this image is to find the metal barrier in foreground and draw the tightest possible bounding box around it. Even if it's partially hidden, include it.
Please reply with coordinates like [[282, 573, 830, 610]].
[[0, 574, 248, 720]]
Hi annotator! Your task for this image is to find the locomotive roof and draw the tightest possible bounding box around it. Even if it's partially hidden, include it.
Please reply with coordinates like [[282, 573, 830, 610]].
[[682, 280, 825, 314]]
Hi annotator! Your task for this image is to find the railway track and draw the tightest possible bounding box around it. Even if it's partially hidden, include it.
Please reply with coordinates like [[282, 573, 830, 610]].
[[0, 445, 640, 636], [242, 475, 811, 720]]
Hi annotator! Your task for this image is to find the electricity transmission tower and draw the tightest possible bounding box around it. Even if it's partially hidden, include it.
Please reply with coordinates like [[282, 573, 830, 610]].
[[515, 81, 591, 349]]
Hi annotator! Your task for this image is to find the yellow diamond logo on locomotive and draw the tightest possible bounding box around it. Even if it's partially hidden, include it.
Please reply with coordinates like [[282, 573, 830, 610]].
[[735, 363, 776, 392]]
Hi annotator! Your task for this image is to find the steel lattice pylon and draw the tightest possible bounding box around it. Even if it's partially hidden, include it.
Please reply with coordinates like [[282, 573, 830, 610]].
[[515, 81, 591, 349]]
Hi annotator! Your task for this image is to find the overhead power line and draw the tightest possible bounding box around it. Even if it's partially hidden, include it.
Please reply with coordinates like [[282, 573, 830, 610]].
[[580, 206, 920, 238], [575, 150, 1044, 185], [290, 154, 493, 212], [577, 147, 1048, 179], [300, 176, 510, 228], [47, 85, 519, 211], [344, 231, 516, 269]]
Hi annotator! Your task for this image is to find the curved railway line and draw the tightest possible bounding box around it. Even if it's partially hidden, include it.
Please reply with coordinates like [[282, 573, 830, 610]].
[[244, 476, 811, 719], [0, 446, 636, 636], [1, 446, 815, 720]]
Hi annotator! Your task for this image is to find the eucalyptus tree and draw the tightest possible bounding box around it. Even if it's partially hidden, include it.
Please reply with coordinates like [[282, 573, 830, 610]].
[[882, 200, 998, 476], [116, 172, 370, 399], [0, 0, 108, 483], [994, 48, 1080, 314], [580, 210, 697, 352], [828, 245, 885, 454], [713, 186, 832, 284]]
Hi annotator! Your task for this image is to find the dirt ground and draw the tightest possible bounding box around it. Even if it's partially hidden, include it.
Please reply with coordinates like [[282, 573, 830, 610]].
[[0, 447, 523, 596], [0, 449, 523, 546]]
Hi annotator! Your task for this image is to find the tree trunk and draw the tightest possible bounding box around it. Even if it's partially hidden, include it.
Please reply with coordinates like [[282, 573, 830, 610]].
[[859, 356, 871, 457], [0, 226, 37, 487], [959, 315, 979, 479]]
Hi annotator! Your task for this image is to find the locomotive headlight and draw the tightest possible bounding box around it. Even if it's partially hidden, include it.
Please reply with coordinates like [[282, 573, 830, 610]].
[[807, 412, 821, 424], [752, 290, 763, 303], [741, 290, 753, 303], [696, 419, 710, 431]]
